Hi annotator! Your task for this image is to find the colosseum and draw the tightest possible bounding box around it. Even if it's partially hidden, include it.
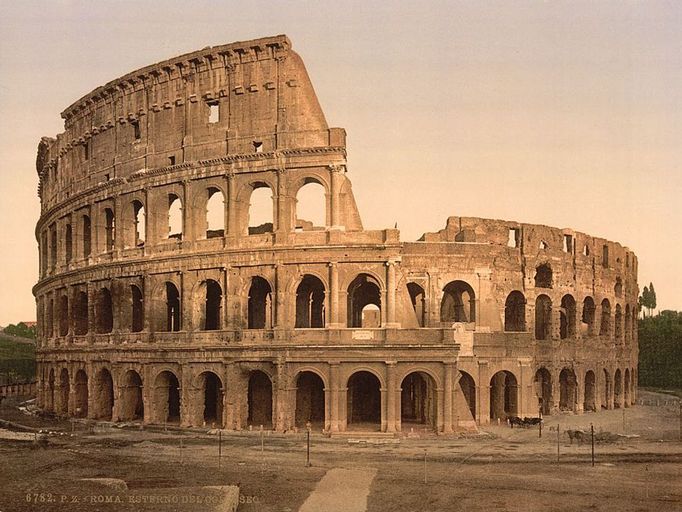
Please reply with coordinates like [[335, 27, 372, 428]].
[[33, 35, 639, 434]]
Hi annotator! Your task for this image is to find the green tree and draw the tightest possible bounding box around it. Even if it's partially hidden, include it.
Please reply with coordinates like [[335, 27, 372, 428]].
[[648, 282, 657, 314], [638, 310, 682, 389]]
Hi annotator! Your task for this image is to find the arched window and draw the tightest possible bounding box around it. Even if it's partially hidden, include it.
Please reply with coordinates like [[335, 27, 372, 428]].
[[347, 274, 381, 328], [560, 294, 576, 339], [203, 279, 222, 330], [599, 299, 611, 336], [440, 281, 475, 323], [534, 263, 552, 288], [295, 180, 326, 230], [131, 285, 144, 332], [168, 194, 182, 239], [104, 208, 115, 251], [248, 184, 274, 235], [534, 294, 552, 340], [95, 288, 113, 334], [248, 277, 272, 329], [133, 200, 145, 246], [504, 291, 526, 332], [407, 283, 426, 327], [206, 188, 225, 238], [73, 291, 88, 335], [582, 297, 596, 335], [164, 282, 181, 332], [614, 277, 623, 298], [295, 275, 325, 328]]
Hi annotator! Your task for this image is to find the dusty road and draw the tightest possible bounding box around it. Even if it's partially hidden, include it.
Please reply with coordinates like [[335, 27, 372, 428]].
[[1, 392, 680, 512]]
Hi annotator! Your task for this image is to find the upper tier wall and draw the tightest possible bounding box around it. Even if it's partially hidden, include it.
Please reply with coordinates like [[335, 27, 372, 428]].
[[36, 35, 344, 212]]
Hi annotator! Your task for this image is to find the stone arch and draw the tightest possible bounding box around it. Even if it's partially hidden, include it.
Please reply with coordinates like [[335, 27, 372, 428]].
[[167, 193, 183, 239], [197, 279, 223, 331], [246, 182, 274, 235], [490, 370, 518, 421], [600, 299, 611, 336], [153, 370, 181, 424], [74, 369, 88, 418], [295, 371, 325, 428], [206, 187, 225, 238], [347, 273, 382, 328], [347, 370, 381, 430], [582, 296, 596, 335], [534, 367, 552, 416], [440, 280, 476, 324], [247, 370, 273, 428], [95, 287, 113, 334], [198, 371, 224, 427], [534, 263, 553, 288], [57, 368, 69, 415], [132, 199, 145, 246], [504, 291, 526, 332], [560, 294, 577, 339], [92, 368, 114, 420], [163, 281, 181, 332], [119, 370, 144, 421], [400, 371, 437, 431], [614, 368, 623, 408], [534, 294, 552, 341], [559, 368, 577, 412], [248, 276, 273, 329], [458, 371, 476, 419], [104, 207, 115, 251], [295, 179, 327, 229], [295, 274, 326, 328], [407, 282, 426, 327], [584, 370, 596, 412]]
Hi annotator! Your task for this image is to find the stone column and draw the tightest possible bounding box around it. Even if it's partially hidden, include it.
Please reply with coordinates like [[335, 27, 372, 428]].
[[275, 264, 285, 328], [226, 173, 238, 238], [385, 261, 399, 328], [329, 165, 343, 229], [328, 263, 341, 328], [385, 362, 397, 432], [443, 364, 454, 433], [328, 363, 340, 432], [518, 359, 534, 418], [182, 180, 193, 244], [113, 194, 124, 255], [477, 361, 490, 425]]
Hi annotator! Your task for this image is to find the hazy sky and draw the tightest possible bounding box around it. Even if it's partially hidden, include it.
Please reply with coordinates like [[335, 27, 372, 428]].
[[0, 0, 680, 325]]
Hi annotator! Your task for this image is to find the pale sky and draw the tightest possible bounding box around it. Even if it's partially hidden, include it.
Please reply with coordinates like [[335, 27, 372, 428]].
[[0, 0, 680, 325]]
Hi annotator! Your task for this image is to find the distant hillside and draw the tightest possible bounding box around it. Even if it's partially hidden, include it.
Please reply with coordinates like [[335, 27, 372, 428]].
[[0, 333, 36, 384]]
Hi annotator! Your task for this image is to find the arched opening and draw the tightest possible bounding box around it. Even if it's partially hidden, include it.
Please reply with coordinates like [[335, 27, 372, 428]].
[[295, 181, 326, 230], [295, 275, 325, 328], [65, 224, 72, 263], [47, 369, 55, 413], [459, 371, 476, 419], [407, 283, 426, 327], [347, 274, 382, 328], [624, 369, 631, 407], [614, 277, 623, 298], [560, 294, 577, 339], [615, 304, 623, 342], [295, 371, 325, 428], [400, 372, 437, 431], [131, 285, 144, 333], [582, 297, 596, 335], [203, 279, 222, 331], [58, 368, 69, 415], [82, 214, 91, 257], [599, 299, 611, 336], [534, 368, 552, 416], [165, 282, 181, 332], [360, 304, 381, 328], [92, 368, 114, 420], [120, 370, 144, 421], [58, 294, 69, 336], [154, 371, 181, 424], [248, 184, 273, 235], [534, 294, 552, 340], [247, 371, 273, 428], [95, 288, 113, 334], [504, 291, 526, 332], [74, 370, 88, 418], [133, 200, 145, 246], [199, 372, 224, 427], [347, 371, 381, 430], [534, 263, 553, 288], [206, 188, 225, 238], [559, 369, 577, 411], [247, 277, 272, 329], [614, 369, 623, 409], [440, 281, 475, 323], [168, 194, 183, 239], [73, 291, 88, 335], [584, 371, 596, 412], [104, 208, 115, 251], [490, 371, 518, 421], [602, 369, 611, 409]]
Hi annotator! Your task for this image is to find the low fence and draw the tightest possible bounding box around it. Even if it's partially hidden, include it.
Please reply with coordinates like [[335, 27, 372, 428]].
[[0, 381, 37, 399]]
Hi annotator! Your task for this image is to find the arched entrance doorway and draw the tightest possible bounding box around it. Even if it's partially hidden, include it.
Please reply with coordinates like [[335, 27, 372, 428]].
[[400, 372, 437, 431], [559, 369, 577, 411], [459, 371, 476, 421], [120, 370, 144, 421], [92, 368, 114, 420], [534, 368, 552, 416], [584, 371, 596, 412], [74, 370, 88, 418], [295, 372, 325, 429], [199, 372, 224, 427], [347, 371, 381, 431], [248, 371, 273, 428], [154, 371, 181, 424], [490, 371, 518, 421]]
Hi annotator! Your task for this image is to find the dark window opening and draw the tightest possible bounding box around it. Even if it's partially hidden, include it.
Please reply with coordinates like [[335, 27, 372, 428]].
[[615, 304, 623, 341], [535, 368, 553, 416], [95, 288, 113, 334], [347, 371, 381, 428], [582, 297, 596, 335], [104, 208, 115, 252], [407, 283, 426, 327], [47, 298, 54, 338], [168, 155, 176, 166], [155, 371, 180, 423], [165, 282, 181, 332], [132, 120, 141, 141], [131, 285, 144, 333], [563, 234, 573, 253], [248, 277, 272, 329], [84, 141, 90, 161], [507, 228, 521, 248], [534, 263, 553, 288], [74, 370, 88, 418], [253, 141, 263, 153], [58, 294, 69, 336], [203, 279, 222, 331], [73, 291, 88, 335], [295, 275, 326, 328], [559, 369, 577, 411], [400, 372, 437, 430], [440, 280, 476, 323], [535, 294, 552, 340], [560, 294, 576, 339], [602, 244, 609, 268], [121, 371, 144, 421], [201, 372, 223, 426], [347, 274, 381, 328], [248, 371, 273, 428], [599, 299, 611, 336], [504, 291, 526, 332], [490, 371, 518, 421]]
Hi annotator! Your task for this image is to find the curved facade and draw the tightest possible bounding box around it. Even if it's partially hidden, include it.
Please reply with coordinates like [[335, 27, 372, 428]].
[[33, 35, 638, 432]]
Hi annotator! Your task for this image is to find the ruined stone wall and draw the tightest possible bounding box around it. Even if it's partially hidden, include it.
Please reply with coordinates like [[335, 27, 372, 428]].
[[34, 36, 639, 433]]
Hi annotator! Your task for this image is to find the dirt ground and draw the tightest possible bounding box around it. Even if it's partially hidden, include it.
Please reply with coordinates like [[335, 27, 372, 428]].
[[1, 391, 680, 512]]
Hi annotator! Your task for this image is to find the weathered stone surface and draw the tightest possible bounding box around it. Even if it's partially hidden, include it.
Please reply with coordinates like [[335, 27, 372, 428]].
[[33, 35, 638, 435]]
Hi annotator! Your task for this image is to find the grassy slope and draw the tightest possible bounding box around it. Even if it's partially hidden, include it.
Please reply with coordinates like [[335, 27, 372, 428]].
[[0, 333, 36, 361]]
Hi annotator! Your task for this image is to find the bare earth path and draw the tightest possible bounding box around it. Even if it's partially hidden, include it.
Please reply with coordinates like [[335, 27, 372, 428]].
[[299, 468, 377, 512]]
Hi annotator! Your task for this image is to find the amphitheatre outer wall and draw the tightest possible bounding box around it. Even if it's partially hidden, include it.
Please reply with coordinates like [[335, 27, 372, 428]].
[[33, 35, 638, 433]]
